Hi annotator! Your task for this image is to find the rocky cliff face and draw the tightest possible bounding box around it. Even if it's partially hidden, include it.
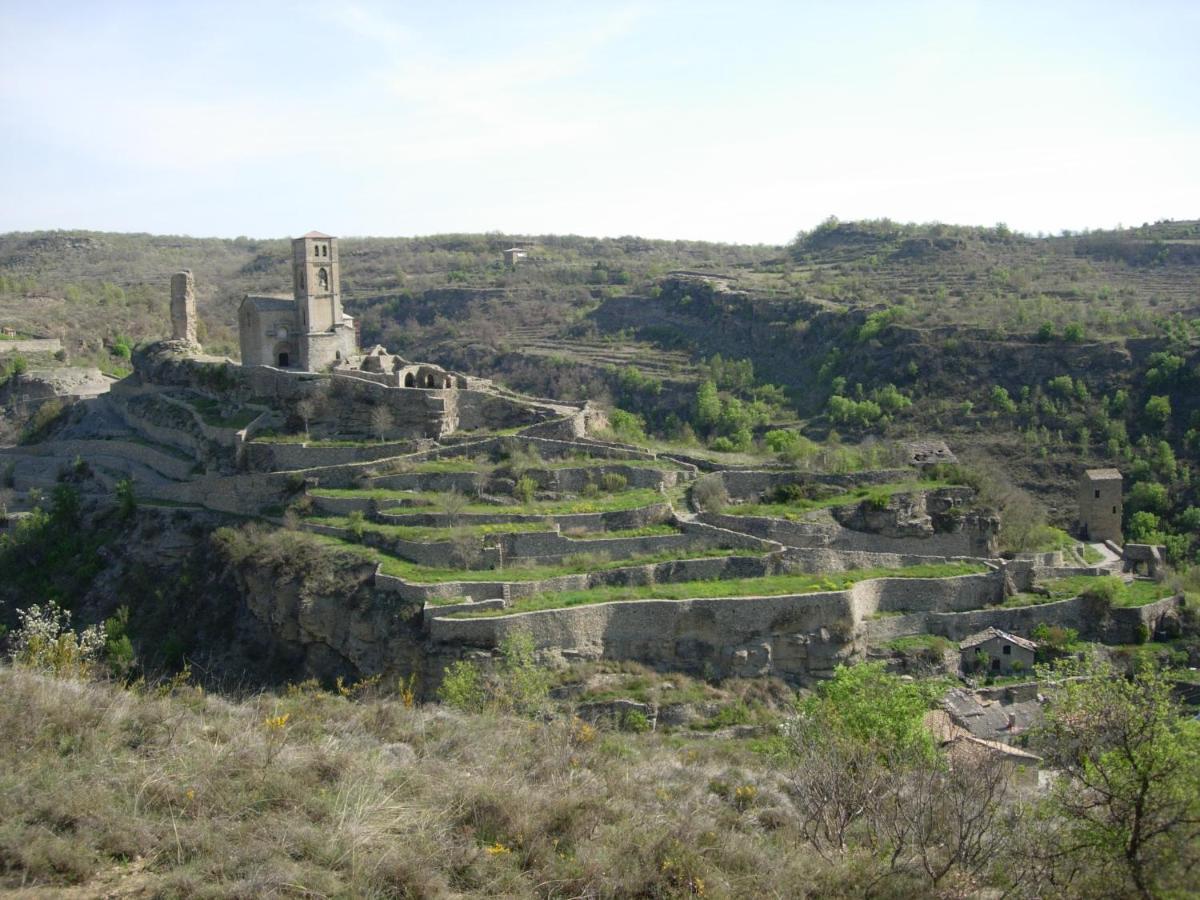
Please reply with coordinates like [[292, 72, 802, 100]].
[[235, 559, 425, 685]]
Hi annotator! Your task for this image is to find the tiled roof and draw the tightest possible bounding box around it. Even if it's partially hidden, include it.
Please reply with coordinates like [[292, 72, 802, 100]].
[[301, 230, 333, 239], [1084, 468, 1122, 480], [959, 627, 1037, 652], [241, 294, 297, 312]]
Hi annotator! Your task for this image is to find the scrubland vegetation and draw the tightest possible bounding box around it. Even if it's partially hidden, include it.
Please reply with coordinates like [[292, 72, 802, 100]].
[[1, 605, 1197, 898]]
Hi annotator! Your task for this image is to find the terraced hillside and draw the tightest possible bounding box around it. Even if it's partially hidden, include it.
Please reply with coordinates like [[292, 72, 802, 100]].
[[2, 339, 1185, 693], [3, 218, 1199, 565]]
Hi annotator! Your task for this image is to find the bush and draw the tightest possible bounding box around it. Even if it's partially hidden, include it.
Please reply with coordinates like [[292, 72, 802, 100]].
[[1144, 395, 1172, 429], [692, 474, 728, 513], [599, 472, 627, 493], [10, 602, 105, 678], [1081, 577, 1120, 606], [437, 659, 486, 712], [513, 475, 537, 503]]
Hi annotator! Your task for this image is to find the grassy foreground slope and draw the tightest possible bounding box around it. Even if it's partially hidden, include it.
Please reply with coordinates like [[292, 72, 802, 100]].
[[3, 655, 1198, 899]]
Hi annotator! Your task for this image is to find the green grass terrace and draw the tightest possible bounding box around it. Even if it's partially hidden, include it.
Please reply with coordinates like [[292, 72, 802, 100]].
[[1003, 575, 1174, 609], [377, 488, 678, 517], [723, 480, 956, 520], [447, 562, 990, 617], [310, 533, 768, 584], [309, 516, 555, 542]]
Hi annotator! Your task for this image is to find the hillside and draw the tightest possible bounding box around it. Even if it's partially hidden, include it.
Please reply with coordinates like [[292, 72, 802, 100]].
[[2, 221, 1200, 897], [3, 219, 1198, 560]]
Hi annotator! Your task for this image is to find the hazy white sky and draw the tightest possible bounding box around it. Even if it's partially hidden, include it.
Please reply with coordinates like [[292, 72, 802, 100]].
[[2, 1, 1197, 243]]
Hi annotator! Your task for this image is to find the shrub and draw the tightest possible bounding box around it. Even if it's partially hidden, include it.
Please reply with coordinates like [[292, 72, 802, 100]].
[[692, 474, 728, 513], [115, 478, 136, 519], [1144, 395, 1172, 429], [437, 660, 486, 712], [10, 602, 105, 678], [600, 472, 627, 493], [1081, 577, 1120, 606], [513, 475, 537, 503]]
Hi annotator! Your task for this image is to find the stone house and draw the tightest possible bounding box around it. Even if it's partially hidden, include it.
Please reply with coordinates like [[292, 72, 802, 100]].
[[238, 232, 358, 372], [924, 710, 1041, 787], [1078, 468, 1122, 544], [960, 627, 1037, 676], [503, 247, 527, 266]]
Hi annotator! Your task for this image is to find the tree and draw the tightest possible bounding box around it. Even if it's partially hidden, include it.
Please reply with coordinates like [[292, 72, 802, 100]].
[[693, 380, 720, 434], [1032, 656, 1200, 898], [369, 405, 392, 443], [1144, 395, 1172, 429], [295, 396, 320, 439]]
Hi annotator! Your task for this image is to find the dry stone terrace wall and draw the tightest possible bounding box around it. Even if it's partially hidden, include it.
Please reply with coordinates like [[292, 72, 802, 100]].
[[430, 590, 848, 682], [699, 510, 988, 556], [0, 439, 195, 482], [425, 572, 1006, 683], [371, 552, 783, 605], [302, 514, 769, 569], [865, 594, 1185, 646], [374, 502, 675, 531], [718, 468, 915, 500], [779, 546, 993, 573], [242, 438, 429, 472]]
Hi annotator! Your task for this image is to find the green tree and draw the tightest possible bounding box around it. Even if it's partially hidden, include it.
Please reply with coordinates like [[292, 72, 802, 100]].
[[989, 385, 1017, 414], [693, 379, 721, 433], [1127, 511, 1162, 543], [799, 662, 934, 761], [1127, 481, 1168, 515], [1033, 656, 1200, 898], [1144, 395, 1172, 429]]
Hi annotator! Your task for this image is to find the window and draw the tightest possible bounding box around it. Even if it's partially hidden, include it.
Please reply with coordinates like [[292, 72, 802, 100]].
[[1112, 506, 1118, 514], [1002, 645, 1011, 655], [1094, 489, 1101, 499], [318, 268, 329, 290]]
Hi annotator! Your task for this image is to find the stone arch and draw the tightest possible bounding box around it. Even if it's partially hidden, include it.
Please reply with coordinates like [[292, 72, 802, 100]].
[[444, 376, 452, 388], [404, 372, 415, 387], [273, 341, 295, 368], [318, 268, 329, 290], [424, 372, 436, 388]]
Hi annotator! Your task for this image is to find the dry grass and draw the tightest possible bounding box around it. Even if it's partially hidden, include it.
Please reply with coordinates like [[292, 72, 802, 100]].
[[0, 665, 875, 898]]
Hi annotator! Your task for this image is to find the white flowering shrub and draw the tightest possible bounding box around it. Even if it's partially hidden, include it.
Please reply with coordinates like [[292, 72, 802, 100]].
[[11, 602, 105, 678]]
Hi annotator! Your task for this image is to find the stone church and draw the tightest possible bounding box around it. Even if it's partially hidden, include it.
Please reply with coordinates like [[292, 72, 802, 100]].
[[238, 232, 358, 371]]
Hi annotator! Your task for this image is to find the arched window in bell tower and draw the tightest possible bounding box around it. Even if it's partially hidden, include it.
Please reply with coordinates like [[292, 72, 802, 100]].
[[318, 268, 329, 290]]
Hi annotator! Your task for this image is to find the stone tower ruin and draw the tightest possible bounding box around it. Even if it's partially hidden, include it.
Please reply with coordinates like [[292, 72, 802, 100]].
[[1078, 468, 1123, 544], [170, 270, 197, 343]]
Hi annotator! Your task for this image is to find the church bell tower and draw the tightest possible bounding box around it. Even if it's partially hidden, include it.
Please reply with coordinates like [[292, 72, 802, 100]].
[[292, 231, 342, 333]]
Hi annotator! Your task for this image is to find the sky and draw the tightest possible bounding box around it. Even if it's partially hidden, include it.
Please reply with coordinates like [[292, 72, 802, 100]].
[[1, 0, 1198, 244]]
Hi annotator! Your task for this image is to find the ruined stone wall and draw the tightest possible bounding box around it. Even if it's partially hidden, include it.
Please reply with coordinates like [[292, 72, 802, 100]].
[[699, 510, 985, 556], [864, 593, 1183, 645], [4, 438, 196, 482], [242, 439, 424, 472], [374, 503, 675, 531], [425, 572, 1003, 683], [779, 547, 989, 573], [719, 468, 915, 500]]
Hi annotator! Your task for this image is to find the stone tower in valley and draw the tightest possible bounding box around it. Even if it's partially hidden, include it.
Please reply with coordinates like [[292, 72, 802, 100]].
[[237, 230, 358, 370], [1078, 468, 1123, 544], [170, 270, 197, 343], [293, 232, 342, 335]]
